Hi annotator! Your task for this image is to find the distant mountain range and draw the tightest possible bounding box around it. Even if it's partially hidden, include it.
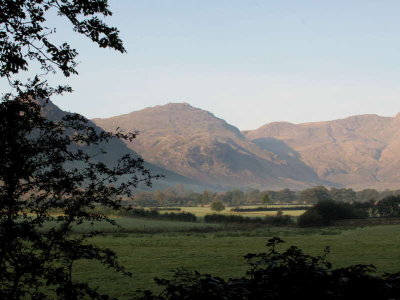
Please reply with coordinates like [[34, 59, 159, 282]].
[[91, 103, 400, 191]]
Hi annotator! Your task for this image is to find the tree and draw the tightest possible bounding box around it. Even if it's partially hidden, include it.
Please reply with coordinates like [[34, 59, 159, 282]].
[[356, 189, 380, 203], [1, 0, 124, 83], [298, 200, 364, 226], [299, 186, 331, 204], [261, 194, 270, 206], [154, 190, 166, 206], [0, 99, 157, 299], [329, 187, 356, 203], [270, 188, 296, 204], [0, 1, 157, 299], [245, 188, 260, 204], [376, 196, 400, 217], [210, 201, 225, 212]]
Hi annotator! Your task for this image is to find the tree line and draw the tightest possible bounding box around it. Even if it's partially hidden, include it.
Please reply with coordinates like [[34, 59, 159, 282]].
[[132, 185, 400, 207]]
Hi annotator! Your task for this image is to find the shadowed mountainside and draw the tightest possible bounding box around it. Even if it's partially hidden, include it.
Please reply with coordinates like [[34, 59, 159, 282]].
[[41, 100, 208, 191], [93, 103, 331, 190], [246, 114, 400, 189]]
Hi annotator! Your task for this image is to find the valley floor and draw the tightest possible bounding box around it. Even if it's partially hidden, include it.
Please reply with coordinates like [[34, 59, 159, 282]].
[[71, 218, 400, 299]]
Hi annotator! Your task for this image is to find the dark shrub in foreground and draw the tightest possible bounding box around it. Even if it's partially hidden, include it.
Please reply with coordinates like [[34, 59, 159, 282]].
[[137, 238, 400, 300]]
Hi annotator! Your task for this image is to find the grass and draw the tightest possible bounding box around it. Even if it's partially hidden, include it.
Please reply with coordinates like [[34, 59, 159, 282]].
[[70, 220, 400, 299], [160, 205, 307, 217], [65, 217, 223, 234]]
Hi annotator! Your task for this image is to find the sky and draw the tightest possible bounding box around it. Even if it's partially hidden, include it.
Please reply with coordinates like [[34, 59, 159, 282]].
[[8, 0, 400, 130]]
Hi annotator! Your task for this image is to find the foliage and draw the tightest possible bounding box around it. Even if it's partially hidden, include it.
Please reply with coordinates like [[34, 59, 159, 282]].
[[298, 200, 366, 227], [299, 186, 331, 204], [1, 0, 124, 83], [0, 98, 158, 299], [261, 194, 270, 205], [133, 186, 400, 207], [118, 208, 197, 222], [297, 209, 324, 227], [0, 1, 156, 298], [329, 187, 356, 203], [204, 214, 293, 226], [351, 200, 377, 217], [210, 201, 225, 212], [136, 237, 400, 300], [356, 188, 381, 203], [376, 196, 400, 217], [231, 206, 309, 212]]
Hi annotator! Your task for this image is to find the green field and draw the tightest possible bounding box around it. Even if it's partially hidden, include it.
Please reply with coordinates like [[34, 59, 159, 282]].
[[68, 217, 222, 233], [70, 217, 400, 299]]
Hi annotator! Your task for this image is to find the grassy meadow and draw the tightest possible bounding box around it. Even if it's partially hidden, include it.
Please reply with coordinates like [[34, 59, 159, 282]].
[[160, 205, 308, 217], [68, 217, 222, 234], [70, 216, 400, 299]]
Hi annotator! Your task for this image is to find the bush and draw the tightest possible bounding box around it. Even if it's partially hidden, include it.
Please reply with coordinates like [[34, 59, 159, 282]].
[[210, 201, 226, 212], [204, 214, 293, 226], [298, 200, 364, 227], [265, 214, 293, 226], [204, 214, 261, 224], [376, 196, 400, 217], [297, 209, 324, 227], [231, 206, 309, 212], [119, 208, 197, 222], [154, 207, 182, 211], [314, 200, 362, 222]]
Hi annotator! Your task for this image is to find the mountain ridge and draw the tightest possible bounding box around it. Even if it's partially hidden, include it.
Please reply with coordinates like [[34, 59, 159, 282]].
[[246, 112, 400, 189], [41, 100, 212, 191], [93, 103, 400, 190], [93, 103, 334, 190]]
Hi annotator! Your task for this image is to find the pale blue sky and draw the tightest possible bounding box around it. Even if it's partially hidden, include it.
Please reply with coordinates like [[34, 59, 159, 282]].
[[12, 1, 400, 129]]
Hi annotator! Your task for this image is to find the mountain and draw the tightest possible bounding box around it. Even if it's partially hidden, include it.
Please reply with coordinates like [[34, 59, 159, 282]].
[[93, 103, 331, 190], [40, 100, 207, 191], [245, 114, 400, 190]]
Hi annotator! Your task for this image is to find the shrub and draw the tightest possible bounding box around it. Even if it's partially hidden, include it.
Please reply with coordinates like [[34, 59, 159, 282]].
[[204, 214, 293, 226], [297, 209, 324, 227], [264, 214, 293, 226], [231, 206, 309, 212], [298, 200, 364, 227], [210, 201, 226, 212], [314, 200, 362, 222], [204, 214, 260, 224], [376, 196, 400, 217], [119, 208, 197, 222]]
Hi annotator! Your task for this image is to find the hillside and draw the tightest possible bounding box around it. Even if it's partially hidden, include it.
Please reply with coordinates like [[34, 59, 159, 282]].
[[245, 114, 400, 189], [93, 103, 330, 190], [40, 100, 206, 191]]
